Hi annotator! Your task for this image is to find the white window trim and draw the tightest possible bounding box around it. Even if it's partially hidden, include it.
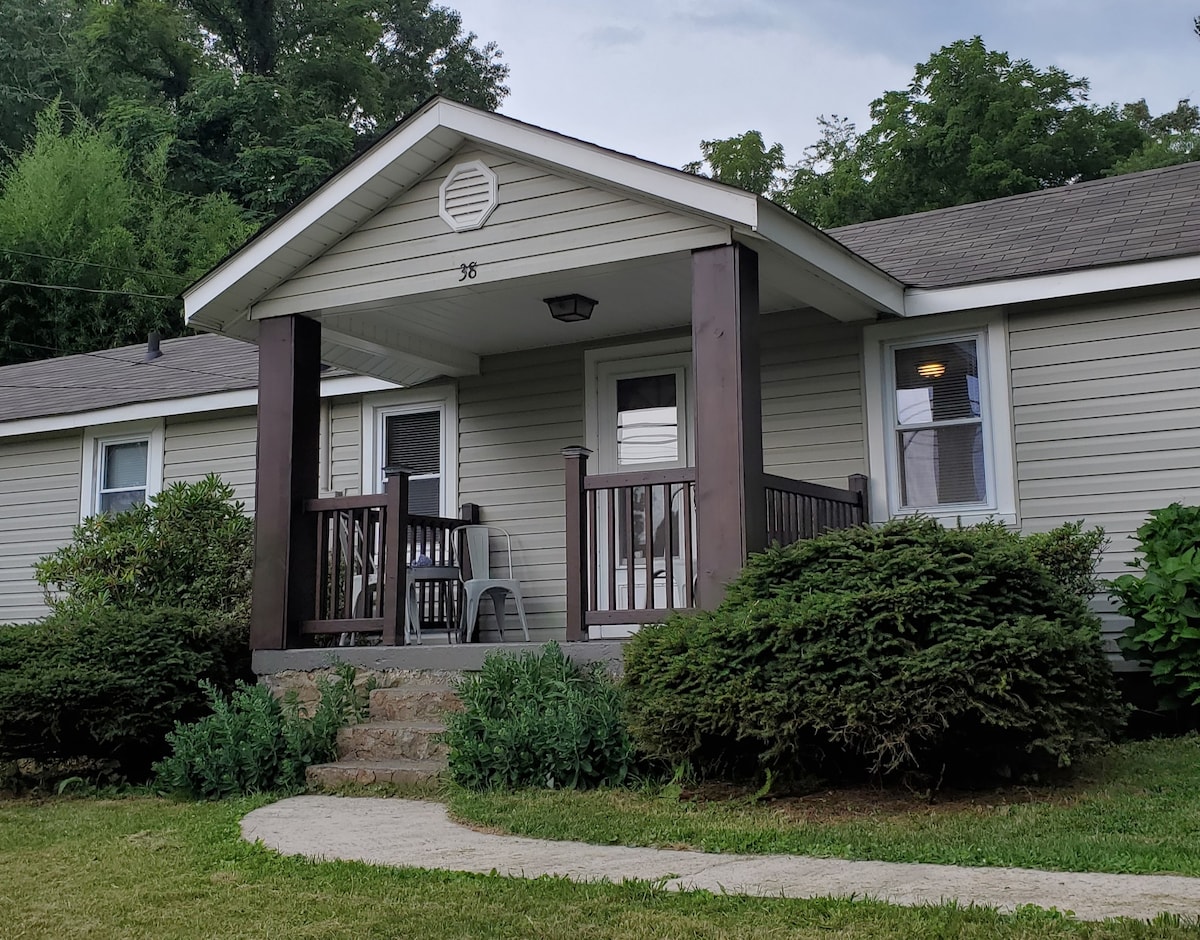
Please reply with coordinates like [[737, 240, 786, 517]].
[[359, 386, 458, 515], [863, 310, 1017, 527], [80, 419, 165, 520], [583, 337, 694, 470]]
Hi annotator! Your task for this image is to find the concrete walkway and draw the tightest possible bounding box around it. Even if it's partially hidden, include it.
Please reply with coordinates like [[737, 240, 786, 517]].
[[241, 796, 1200, 922]]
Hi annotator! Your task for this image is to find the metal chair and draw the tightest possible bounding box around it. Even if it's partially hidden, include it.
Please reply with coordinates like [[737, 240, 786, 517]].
[[453, 525, 530, 641]]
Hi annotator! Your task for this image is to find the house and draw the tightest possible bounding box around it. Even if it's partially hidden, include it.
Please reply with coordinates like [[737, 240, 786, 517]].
[[4, 96, 1200, 666]]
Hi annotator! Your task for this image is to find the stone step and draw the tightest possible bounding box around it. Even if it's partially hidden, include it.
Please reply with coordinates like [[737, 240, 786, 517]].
[[336, 720, 447, 762], [369, 684, 462, 722], [307, 758, 445, 789]]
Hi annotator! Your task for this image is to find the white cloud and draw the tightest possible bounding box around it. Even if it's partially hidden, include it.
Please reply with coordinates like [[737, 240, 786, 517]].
[[450, 0, 1198, 169]]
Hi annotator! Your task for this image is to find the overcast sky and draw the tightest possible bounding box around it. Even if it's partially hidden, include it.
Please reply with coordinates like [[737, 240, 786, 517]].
[[449, 0, 1200, 170]]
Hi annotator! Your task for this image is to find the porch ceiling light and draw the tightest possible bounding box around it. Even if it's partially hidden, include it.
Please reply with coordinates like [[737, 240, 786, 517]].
[[917, 362, 946, 379], [545, 294, 598, 323]]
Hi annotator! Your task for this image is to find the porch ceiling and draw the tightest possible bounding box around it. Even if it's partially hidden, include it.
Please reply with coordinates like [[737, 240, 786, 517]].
[[296, 246, 846, 386]]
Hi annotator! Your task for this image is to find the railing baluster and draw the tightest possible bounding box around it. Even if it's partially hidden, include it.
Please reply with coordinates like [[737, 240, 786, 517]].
[[663, 483, 675, 609], [587, 489, 598, 615], [623, 488, 636, 611], [606, 491, 616, 613], [682, 481, 695, 608]]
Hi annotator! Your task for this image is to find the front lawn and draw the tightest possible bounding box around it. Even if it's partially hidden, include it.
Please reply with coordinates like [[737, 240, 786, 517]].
[[1, 795, 1196, 939], [447, 737, 1200, 876]]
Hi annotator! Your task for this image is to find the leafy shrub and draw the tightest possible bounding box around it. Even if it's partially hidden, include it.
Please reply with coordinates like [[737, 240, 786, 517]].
[[444, 642, 635, 791], [1024, 521, 1109, 600], [35, 475, 253, 621], [1110, 503, 1200, 708], [624, 518, 1124, 786], [155, 664, 370, 799], [0, 608, 251, 780]]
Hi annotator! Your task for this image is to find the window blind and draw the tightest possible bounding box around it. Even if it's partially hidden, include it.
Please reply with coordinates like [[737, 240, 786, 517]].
[[384, 411, 441, 515]]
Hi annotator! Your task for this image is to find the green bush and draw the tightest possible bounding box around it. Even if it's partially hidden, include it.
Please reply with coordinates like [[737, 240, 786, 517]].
[[0, 608, 251, 780], [624, 518, 1124, 786], [1110, 503, 1200, 708], [444, 642, 635, 791], [1024, 521, 1109, 600], [34, 475, 253, 621], [155, 664, 370, 799]]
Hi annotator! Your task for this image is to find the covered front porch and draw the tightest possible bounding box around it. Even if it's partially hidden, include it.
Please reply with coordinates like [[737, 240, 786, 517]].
[[245, 241, 872, 652], [180, 99, 901, 654]]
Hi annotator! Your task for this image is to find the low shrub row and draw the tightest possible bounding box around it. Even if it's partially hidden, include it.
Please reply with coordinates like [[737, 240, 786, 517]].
[[0, 607, 250, 780], [156, 665, 371, 799]]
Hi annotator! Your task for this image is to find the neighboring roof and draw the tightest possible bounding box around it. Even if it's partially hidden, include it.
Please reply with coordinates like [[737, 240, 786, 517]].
[[829, 162, 1200, 289], [0, 334, 258, 424]]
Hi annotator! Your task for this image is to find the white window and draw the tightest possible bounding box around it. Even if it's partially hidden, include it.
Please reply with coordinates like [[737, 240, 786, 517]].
[[585, 339, 694, 472], [80, 421, 165, 519], [864, 314, 1016, 526], [360, 389, 457, 516]]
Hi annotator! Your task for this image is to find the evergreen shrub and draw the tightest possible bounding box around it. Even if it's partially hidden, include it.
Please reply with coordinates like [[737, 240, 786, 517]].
[[624, 518, 1124, 786], [0, 607, 250, 780]]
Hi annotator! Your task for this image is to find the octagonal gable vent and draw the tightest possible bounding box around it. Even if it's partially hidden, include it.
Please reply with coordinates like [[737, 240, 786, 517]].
[[438, 160, 499, 232]]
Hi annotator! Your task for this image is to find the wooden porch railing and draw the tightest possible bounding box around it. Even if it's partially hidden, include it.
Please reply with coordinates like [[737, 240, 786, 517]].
[[565, 450, 871, 639], [564, 447, 697, 640], [763, 472, 868, 546], [298, 467, 478, 645]]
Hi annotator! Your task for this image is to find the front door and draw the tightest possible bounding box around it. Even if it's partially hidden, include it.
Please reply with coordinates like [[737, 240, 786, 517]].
[[593, 352, 694, 628]]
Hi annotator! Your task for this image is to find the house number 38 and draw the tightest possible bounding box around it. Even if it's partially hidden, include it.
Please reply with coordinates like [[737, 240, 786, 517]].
[[458, 262, 478, 281]]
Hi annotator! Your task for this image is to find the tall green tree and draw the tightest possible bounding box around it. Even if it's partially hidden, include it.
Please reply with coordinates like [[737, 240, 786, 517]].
[[683, 130, 786, 196], [690, 37, 1170, 227], [0, 104, 254, 364], [0, 0, 510, 216]]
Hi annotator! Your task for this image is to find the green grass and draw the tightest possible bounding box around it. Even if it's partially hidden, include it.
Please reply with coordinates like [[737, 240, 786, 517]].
[[2, 795, 1198, 939], [446, 737, 1200, 877]]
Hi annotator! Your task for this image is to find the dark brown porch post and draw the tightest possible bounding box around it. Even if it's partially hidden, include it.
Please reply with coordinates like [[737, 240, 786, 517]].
[[562, 446, 591, 642], [691, 243, 765, 609], [249, 314, 321, 650]]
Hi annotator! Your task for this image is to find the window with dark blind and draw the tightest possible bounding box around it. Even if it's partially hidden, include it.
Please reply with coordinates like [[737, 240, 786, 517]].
[[892, 338, 987, 509], [384, 410, 442, 515]]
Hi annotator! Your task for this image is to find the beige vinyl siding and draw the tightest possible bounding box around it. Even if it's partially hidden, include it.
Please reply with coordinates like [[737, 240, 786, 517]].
[[761, 311, 867, 487], [457, 345, 583, 641], [1010, 292, 1200, 650], [258, 148, 729, 315], [163, 410, 259, 510], [0, 433, 82, 623], [329, 397, 361, 495]]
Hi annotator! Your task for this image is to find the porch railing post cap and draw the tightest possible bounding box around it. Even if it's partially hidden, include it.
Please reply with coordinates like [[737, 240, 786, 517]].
[[383, 464, 416, 477], [561, 446, 593, 457]]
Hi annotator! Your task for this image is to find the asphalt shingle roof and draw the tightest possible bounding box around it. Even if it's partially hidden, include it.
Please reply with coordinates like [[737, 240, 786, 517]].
[[0, 333, 259, 424], [828, 161, 1200, 288]]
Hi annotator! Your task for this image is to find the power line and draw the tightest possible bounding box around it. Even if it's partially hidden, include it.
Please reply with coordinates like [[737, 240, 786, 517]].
[[0, 248, 194, 282], [0, 277, 177, 301]]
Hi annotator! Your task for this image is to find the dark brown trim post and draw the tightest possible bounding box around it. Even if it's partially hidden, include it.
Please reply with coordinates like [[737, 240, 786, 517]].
[[562, 446, 591, 642], [691, 243, 765, 609], [847, 473, 869, 524], [381, 466, 411, 646], [250, 314, 322, 650]]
